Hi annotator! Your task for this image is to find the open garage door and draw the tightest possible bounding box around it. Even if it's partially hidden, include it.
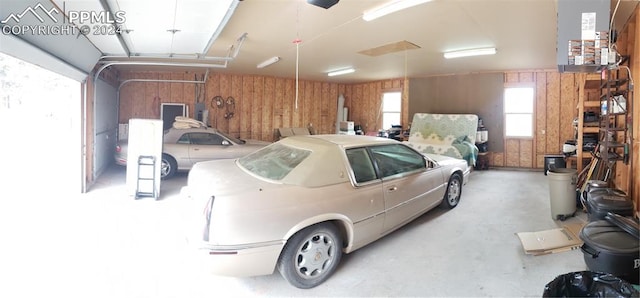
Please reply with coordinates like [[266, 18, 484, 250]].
[[92, 78, 117, 183], [0, 1, 102, 78], [0, 51, 82, 194]]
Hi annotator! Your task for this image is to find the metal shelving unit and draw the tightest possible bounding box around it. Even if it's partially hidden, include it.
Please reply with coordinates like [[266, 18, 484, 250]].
[[599, 56, 632, 169]]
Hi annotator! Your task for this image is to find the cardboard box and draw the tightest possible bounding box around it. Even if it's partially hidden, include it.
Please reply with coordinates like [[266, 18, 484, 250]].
[[516, 223, 584, 256]]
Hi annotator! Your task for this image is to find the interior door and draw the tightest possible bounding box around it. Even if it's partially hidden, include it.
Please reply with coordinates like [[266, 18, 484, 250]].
[[161, 103, 187, 131]]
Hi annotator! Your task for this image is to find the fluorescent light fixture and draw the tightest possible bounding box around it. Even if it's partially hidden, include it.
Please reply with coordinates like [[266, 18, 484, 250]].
[[363, 0, 432, 21], [443, 48, 497, 59], [328, 68, 355, 77], [257, 56, 280, 68]]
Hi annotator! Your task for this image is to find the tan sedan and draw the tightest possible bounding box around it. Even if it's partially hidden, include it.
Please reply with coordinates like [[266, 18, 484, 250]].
[[115, 127, 269, 179], [181, 135, 469, 288]]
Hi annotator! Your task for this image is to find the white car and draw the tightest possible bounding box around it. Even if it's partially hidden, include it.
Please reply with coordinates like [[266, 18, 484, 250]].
[[182, 134, 470, 288], [115, 127, 270, 179]]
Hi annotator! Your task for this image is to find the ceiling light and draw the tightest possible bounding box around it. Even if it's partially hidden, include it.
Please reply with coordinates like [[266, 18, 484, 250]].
[[443, 48, 497, 59], [257, 56, 280, 68], [363, 0, 432, 21], [328, 68, 355, 77]]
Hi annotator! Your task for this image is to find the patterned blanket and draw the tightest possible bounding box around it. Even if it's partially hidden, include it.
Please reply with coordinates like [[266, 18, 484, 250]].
[[404, 113, 479, 165]]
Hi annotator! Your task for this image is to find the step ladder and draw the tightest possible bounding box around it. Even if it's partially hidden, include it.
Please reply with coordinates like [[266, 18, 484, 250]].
[[135, 155, 157, 199]]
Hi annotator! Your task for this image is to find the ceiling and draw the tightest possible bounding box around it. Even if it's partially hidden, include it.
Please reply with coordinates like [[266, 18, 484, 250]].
[[208, 0, 638, 83], [1, 0, 638, 83]]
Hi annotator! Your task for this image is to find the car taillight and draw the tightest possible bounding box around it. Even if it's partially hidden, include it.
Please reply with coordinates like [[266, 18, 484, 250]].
[[115, 145, 121, 153]]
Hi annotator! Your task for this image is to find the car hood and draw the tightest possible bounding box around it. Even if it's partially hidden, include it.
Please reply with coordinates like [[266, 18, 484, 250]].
[[425, 153, 467, 167]]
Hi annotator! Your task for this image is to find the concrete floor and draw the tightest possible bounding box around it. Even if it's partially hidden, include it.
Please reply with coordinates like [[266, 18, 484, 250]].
[[0, 166, 590, 298]]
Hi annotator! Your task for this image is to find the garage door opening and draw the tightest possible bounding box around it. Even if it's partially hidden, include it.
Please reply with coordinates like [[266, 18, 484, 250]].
[[0, 52, 81, 194]]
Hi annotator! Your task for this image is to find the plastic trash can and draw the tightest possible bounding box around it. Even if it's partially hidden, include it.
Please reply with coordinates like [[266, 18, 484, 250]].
[[548, 168, 577, 220], [543, 271, 639, 297]]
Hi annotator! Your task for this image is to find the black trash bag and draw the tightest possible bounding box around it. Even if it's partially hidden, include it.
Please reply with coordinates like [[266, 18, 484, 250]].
[[543, 271, 639, 298]]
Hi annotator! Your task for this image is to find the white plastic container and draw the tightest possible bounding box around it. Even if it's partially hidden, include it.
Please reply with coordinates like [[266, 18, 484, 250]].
[[548, 168, 577, 220]]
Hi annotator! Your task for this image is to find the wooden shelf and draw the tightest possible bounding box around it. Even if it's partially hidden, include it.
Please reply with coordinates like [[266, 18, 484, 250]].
[[584, 79, 601, 89], [584, 101, 601, 108], [583, 127, 599, 133], [566, 155, 592, 170]]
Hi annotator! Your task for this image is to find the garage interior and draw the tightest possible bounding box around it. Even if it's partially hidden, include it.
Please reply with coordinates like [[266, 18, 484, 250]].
[[1, 0, 639, 296]]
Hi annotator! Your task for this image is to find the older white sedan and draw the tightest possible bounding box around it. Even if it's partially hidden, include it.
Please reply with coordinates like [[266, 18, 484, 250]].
[[115, 127, 269, 179], [182, 135, 469, 288]]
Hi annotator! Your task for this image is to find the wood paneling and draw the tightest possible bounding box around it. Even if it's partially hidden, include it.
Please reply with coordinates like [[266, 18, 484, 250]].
[[497, 71, 579, 169], [616, 5, 638, 213], [545, 72, 561, 154], [631, 6, 639, 213], [520, 140, 533, 168], [535, 72, 547, 168], [119, 71, 403, 142], [560, 73, 576, 143]]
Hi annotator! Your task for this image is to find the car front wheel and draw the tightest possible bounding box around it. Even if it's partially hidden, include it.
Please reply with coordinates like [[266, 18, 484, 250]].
[[161, 154, 177, 180], [441, 173, 462, 209], [277, 223, 343, 289]]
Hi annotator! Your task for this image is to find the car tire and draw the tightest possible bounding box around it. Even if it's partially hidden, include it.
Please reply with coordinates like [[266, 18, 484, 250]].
[[161, 154, 177, 180], [277, 223, 343, 289], [441, 173, 462, 209]]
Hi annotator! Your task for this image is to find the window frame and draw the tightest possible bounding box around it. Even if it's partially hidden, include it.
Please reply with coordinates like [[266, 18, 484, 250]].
[[381, 91, 402, 131], [346, 144, 427, 186], [346, 147, 378, 184], [503, 83, 535, 139]]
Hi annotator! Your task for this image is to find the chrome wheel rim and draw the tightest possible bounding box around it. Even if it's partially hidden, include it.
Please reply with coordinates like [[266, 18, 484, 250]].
[[447, 178, 461, 205], [294, 232, 337, 279], [160, 159, 170, 178]]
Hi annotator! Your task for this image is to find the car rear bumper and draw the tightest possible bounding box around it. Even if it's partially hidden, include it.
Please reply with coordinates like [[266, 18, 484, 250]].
[[114, 153, 127, 166], [193, 241, 285, 277], [115, 157, 127, 166], [181, 186, 285, 277]]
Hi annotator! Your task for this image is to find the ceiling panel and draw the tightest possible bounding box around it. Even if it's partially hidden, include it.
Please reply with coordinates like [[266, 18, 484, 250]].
[[109, 0, 235, 55], [50, 0, 126, 55]]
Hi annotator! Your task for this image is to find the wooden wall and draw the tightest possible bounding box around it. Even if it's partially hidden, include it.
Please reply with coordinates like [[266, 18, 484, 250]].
[[118, 69, 580, 170], [616, 5, 638, 212], [632, 4, 639, 213], [499, 71, 579, 169], [408, 73, 505, 151], [340, 78, 407, 134], [118, 72, 405, 142]]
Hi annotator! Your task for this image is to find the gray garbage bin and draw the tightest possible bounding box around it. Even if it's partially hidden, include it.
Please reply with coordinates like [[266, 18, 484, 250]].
[[548, 168, 577, 220]]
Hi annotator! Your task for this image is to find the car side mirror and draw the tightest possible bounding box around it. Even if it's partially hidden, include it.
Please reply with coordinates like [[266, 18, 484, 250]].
[[222, 140, 231, 146]]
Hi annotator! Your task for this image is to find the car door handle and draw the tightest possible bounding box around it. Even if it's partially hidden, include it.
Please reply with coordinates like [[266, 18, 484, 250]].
[[387, 186, 397, 192], [193, 148, 199, 151]]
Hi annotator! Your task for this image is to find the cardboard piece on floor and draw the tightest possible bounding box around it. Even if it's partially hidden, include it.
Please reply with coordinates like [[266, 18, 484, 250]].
[[516, 223, 585, 256]]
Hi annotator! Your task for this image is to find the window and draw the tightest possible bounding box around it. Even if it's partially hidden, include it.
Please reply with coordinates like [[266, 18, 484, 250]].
[[370, 144, 425, 178], [382, 92, 401, 130], [188, 133, 225, 145], [504, 86, 534, 137], [238, 143, 310, 180], [346, 148, 377, 183]]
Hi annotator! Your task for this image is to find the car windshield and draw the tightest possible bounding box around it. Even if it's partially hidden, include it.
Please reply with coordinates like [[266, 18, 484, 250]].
[[218, 130, 245, 144], [238, 143, 311, 180]]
